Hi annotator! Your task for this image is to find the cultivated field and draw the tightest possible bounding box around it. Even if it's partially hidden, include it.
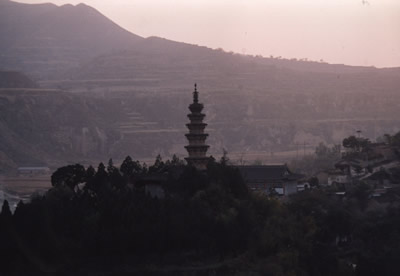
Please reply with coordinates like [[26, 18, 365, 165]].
[[0, 175, 52, 195]]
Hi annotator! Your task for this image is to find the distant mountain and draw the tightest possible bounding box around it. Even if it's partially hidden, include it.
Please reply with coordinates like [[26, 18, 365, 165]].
[[66, 36, 400, 101], [1, 0, 400, 172], [0, 0, 143, 80], [1, 0, 398, 81]]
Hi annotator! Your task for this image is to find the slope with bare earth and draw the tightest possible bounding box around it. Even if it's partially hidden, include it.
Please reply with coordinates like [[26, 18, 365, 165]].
[[57, 37, 400, 162], [0, 71, 38, 88], [0, 88, 125, 172], [1, 0, 400, 171], [0, 0, 143, 80]]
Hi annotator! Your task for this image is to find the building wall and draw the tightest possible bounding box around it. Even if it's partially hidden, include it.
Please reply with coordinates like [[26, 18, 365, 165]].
[[328, 174, 348, 185], [284, 182, 298, 196]]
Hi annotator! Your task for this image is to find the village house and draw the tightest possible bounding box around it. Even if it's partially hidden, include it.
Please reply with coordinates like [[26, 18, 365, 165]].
[[327, 169, 349, 186], [237, 164, 304, 196], [320, 141, 400, 196]]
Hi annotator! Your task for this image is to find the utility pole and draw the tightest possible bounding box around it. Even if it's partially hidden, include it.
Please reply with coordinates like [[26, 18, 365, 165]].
[[303, 141, 310, 157], [292, 143, 300, 160]]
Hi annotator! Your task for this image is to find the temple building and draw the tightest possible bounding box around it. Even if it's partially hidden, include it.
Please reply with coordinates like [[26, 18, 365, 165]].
[[237, 165, 304, 196], [185, 84, 210, 170]]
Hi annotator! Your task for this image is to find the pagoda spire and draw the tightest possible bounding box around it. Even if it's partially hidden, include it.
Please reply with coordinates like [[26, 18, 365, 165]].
[[185, 84, 210, 170], [193, 83, 199, 103]]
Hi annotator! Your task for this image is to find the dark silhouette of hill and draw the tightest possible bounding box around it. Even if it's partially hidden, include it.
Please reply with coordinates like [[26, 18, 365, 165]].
[[0, 0, 143, 80]]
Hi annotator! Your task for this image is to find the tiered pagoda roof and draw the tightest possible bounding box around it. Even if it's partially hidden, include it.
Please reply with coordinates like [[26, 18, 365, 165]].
[[185, 84, 210, 170]]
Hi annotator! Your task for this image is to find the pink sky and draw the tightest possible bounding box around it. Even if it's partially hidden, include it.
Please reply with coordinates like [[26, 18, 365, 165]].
[[14, 0, 400, 68]]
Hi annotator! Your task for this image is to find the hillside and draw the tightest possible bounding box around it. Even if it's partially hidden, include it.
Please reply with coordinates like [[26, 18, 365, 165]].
[[0, 71, 38, 88], [0, 88, 124, 172], [0, 1, 400, 172], [66, 37, 400, 89], [0, 0, 143, 80], [54, 37, 400, 162]]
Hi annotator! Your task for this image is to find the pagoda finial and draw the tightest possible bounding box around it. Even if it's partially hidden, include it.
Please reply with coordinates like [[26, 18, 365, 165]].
[[193, 83, 199, 103]]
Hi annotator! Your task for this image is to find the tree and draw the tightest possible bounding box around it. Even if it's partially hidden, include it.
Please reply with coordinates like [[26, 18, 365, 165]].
[[86, 165, 95, 179], [0, 200, 12, 219], [350, 182, 371, 211], [106, 159, 124, 190], [107, 158, 116, 174], [343, 136, 359, 151], [343, 136, 370, 153], [308, 177, 319, 188], [315, 142, 329, 157], [51, 164, 86, 192], [149, 154, 165, 173], [382, 131, 400, 147], [383, 133, 393, 145], [220, 148, 229, 166], [170, 154, 184, 167], [392, 132, 400, 147], [120, 156, 134, 176], [291, 143, 341, 176], [96, 162, 107, 178], [120, 156, 142, 176]]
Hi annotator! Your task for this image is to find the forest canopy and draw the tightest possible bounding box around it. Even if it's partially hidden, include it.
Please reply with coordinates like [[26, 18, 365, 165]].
[[1, 154, 400, 275]]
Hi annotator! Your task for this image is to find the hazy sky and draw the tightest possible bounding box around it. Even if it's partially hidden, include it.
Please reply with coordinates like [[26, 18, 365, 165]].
[[15, 0, 400, 68]]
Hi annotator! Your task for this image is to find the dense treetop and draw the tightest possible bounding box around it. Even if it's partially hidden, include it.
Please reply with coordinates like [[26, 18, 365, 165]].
[[1, 153, 400, 275]]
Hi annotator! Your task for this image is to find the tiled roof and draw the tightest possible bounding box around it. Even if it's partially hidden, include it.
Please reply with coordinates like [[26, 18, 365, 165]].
[[237, 165, 303, 182]]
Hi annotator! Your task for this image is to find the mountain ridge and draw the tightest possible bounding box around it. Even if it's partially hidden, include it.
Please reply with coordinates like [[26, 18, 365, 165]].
[[0, 0, 143, 80], [1, 1, 400, 172], [2, 1, 399, 81]]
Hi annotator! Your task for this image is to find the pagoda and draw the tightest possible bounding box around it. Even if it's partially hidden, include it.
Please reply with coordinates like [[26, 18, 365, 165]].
[[185, 84, 210, 170]]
